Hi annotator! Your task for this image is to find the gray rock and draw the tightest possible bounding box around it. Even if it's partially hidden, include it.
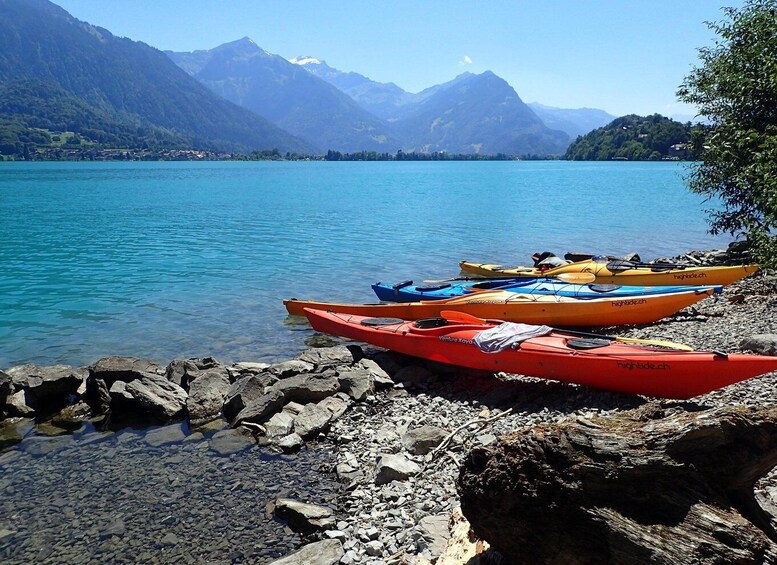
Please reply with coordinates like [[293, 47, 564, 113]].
[[3, 364, 86, 414], [268, 359, 314, 379], [186, 369, 231, 424], [160, 532, 178, 546], [265, 411, 294, 437], [337, 369, 374, 401], [418, 514, 450, 558], [145, 423, 186, 447], [90, 356, 164, 384], [228, 361, 271, 381], [100, 515, 126, 539], [233, 389, 285, 425], [5, 389, 36, 416], [209, 428, 255, 456], [50, 401, 92, 430], [276, 433, 303, 452], [222, 374, 273, 422], [164, 359, 188, 388], [374, 453, 421, 485], [270, 374, 340, 404], [267, 539, 343, 565], [274, 498, 336, 533], [741, 334, 777, 356], [358, 358, 395, 389], [402, 425, 449, 455], [179, 357, 227, 390], [298, 345, 359, 368], [364, 540, 384, 556], [124, 373, 188, 418], [93, 378, 111, 414], [0, 419, 24, 450], [318, 396, 349, 420], [293, 403, 333, 438], [0, 370, 11, 402], [109, 380, 134, 402]]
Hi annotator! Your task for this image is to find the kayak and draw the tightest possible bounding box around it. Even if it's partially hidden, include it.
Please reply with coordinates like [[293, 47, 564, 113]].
[[302, 308, 777, 399], [459, 259, 760, 286], [371, 278, 723, 303], [284, 287, 716, 328]]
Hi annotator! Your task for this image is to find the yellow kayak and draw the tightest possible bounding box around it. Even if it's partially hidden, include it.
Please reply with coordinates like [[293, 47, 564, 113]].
[[284, 287, 716, 328], [459, 259, 759, 287]]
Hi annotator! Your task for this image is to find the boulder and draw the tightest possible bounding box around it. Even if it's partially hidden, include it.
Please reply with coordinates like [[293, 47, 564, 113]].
[[337, 369, 374, 401], [375, 453, 421, 485], [0, 370, 11, 402], [418, 514, 451, 559], [276, 433, 303, 453], [265, 410, 295, 437], [186, 369, 231, 424], [50, 401, 92, 430], [233, 389, 285, 425], [5, 389, 36, 416], [227, 361, 271, 381], [267, 359, 314, 379], [298, 345, 360, 368], [267, 539, 343, 565], [124, 373, 187, 419], [4, 364, 86, 412], [293, 402, 333, 438], [358, 358, 395, 389], [90, 356, 164, 385], [741, 334, 777, 356], [318, 395, 349, 420], [270, 374, 340, 404], [222, 374, 274, 422], [458, 404, 777, 564], [402, 425, 449, 456], [274, 498, 336, 534]]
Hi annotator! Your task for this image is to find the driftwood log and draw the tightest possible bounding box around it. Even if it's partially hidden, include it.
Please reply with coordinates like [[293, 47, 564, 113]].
[[458, 403, 777, 564]]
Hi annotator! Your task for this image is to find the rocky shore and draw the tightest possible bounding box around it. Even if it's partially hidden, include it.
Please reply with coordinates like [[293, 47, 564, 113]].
[[1, 245, 777, 564]]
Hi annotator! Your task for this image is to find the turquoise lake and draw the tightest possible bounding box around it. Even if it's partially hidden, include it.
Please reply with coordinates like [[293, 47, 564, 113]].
[[0, 160, 728, 369]]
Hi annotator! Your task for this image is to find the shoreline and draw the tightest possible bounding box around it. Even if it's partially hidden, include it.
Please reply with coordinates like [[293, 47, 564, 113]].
[[1, 252, 776, 564]]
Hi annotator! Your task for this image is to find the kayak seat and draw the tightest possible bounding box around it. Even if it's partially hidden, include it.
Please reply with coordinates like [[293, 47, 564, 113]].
[[416, 283, 452, 291], [414, 317, 449, 329], [587, 284, 621, 293]]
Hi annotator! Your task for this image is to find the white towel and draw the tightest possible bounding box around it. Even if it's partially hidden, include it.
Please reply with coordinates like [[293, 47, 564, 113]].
[[474, 322, 553, 353]]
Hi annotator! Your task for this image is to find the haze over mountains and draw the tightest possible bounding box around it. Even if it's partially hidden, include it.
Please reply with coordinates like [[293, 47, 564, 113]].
[[1, 0, 617, 156]]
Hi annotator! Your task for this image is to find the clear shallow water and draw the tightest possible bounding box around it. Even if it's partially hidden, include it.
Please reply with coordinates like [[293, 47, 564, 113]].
[[0, 160, 728, 368]]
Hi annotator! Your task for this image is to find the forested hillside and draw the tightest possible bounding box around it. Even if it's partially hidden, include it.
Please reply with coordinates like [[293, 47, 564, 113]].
[[564, 114, 702, 160]]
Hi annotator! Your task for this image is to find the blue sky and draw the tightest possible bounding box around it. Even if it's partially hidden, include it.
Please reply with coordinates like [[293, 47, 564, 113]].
[[54, 0, 740, 118]]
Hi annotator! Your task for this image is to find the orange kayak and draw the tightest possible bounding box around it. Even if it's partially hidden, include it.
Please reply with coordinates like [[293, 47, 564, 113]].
[[459, 260, 760, 286], [284, 287, 716, 328], [303, 308, 777, 399]]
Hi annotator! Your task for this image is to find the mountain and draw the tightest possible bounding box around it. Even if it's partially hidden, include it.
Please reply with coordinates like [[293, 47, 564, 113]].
[[564, 114, 700, 160], [0, 0, 313, 154], [290, 56, 415, 121], [168, 40, 400, 152], [393, 72, 570, 156], [528, 103, 615, 139]]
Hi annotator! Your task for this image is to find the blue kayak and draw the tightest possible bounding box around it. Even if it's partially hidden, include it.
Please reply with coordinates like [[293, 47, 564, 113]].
[[372, 278, 723, 302]]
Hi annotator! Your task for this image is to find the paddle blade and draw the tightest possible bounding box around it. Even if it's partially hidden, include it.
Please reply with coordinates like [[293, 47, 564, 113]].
[[440, 310, 487, 325], [553, 272, 596, 284], [616, 336, 694, 351]]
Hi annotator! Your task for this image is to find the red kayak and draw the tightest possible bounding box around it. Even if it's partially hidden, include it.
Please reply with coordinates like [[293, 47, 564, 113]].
[[303, 308, 777, 399]]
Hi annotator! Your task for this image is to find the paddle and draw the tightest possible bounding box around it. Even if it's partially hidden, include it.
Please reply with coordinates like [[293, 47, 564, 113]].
[[440, 310, 694, 351], [423, 272, 596, 284], [606, 260, 688, 272]]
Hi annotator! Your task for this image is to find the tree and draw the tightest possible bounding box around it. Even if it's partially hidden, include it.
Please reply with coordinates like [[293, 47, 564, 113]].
[[678, 0, 777, 267]]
